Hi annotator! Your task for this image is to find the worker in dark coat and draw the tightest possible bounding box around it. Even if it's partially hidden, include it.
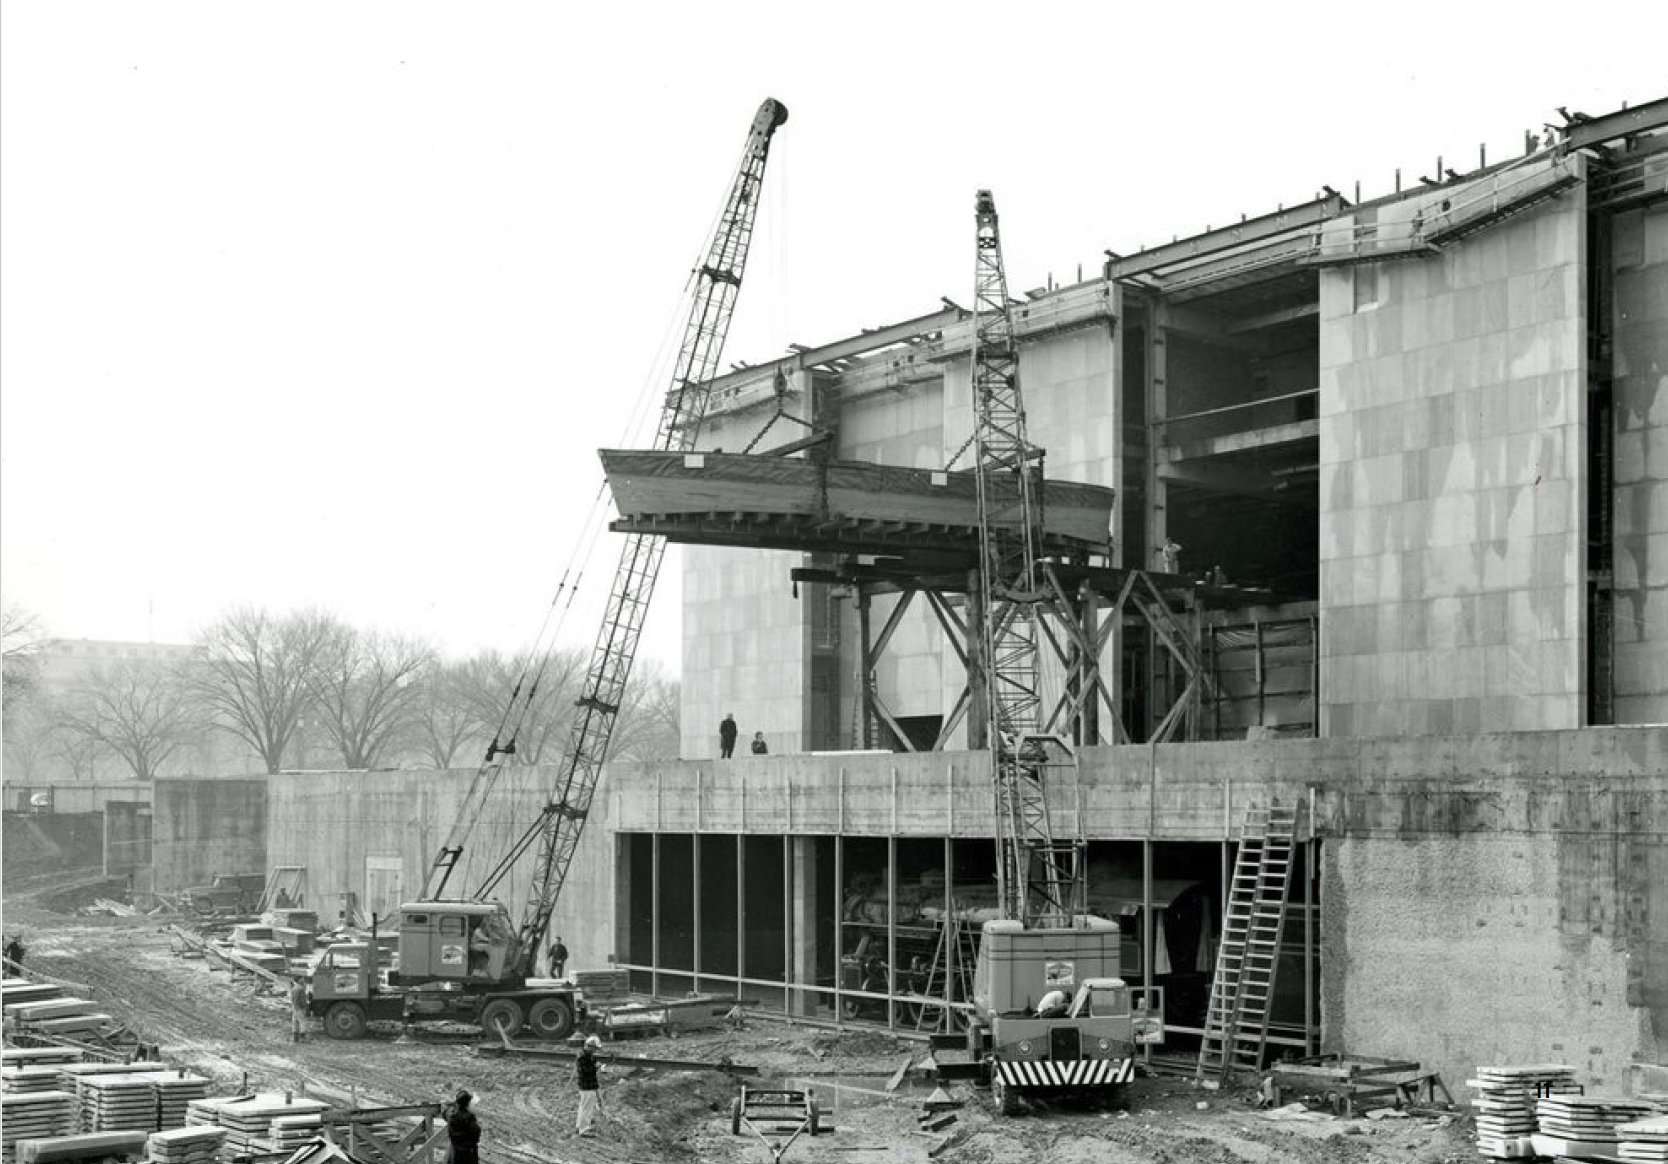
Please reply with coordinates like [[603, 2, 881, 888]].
[[719, 713, 738, 759], [750, 731, 768, 755], [548, 937, 569, 979], [445, 1090, 481, 1164], [3, 935, 25, 970]]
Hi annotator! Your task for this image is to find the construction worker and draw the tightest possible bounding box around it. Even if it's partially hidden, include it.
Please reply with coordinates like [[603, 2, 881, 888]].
[[289, 978, 309, 1043], [719, 713, 738, 759], [548, 936, 569, 980], [750, 731, 768, 755], [3, 934, 25, 971], [575, 1035, 602, 1136], [445, 1090, 480, 1164]]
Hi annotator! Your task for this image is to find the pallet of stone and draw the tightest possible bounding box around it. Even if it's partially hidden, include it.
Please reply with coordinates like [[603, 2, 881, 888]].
[[58, 1065, 177, 1127], [271, 929, 314, 957], [0, 1051, 82, 1069], [572, 968, 630, 998], [2, 1092, 78, 1164], [1535, 1094, 1659, 1149], [265, 1115, 322, 1151], [1469, 1064, 1576, 1160], [268, 911, 317, 934], [1616, 1114, 1668, 1162], [229, 926, 273, 945], [6, 1000, 100, 1024], [0, 985, 67, 1011], [22, 1015, 118, 1037], [190, 1093, 329, 1159], [13, 1130, 151, 1164], [76, 1072, 210, 1132], [146, 1127, 226, 1164], [3, 1068, 68, 1095]]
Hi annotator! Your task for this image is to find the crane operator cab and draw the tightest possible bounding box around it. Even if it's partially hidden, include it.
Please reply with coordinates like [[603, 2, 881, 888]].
[[392, 900, 523, 986]]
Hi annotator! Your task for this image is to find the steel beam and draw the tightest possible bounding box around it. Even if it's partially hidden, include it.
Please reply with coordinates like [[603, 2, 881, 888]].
[[1105, 195, 1345, 282], [1560, 97, 1668, 153]]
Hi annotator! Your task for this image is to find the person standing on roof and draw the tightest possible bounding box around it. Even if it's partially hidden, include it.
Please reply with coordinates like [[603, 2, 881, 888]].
[[445, 1090, 481, 1164], [548, 936, 569, 980], [575, 1035, 603, 1136], [719, 713, 738, 759]]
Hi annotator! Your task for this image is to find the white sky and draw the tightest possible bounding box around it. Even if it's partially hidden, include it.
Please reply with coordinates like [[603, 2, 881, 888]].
[[3, 0, 1663, 671]]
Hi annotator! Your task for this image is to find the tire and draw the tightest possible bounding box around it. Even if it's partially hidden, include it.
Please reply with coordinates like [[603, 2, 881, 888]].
[[730, 1097, 743, 1136], [323, 1001, 368, 1040], [807, 1096, 821, 1135], [527, 998, 575, 1040], [479, 998, 525, 1038], [992, 1075, 1018, 1117]]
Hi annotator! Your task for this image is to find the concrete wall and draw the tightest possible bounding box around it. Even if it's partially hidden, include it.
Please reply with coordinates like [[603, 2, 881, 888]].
[[1320, 171, 1588, 736], [103, 801, 152, 875], [1, 811, 105, 876], [579, 727, 1667, 1093], [150, 777, 265, 893], [1610, 200, 1668, 721], [265, 766, 615, 972]]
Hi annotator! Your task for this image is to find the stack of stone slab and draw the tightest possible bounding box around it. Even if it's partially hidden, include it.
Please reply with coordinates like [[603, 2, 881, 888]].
[[572, 968, 629, 998], [1529, 1093, 1659, 1158], [3, 998, 115, 1040], [266, 1114, 324, 1151], [145, 1127, 226, 1164], [73, 1072, 210, 1133], [2, 1068, 66, 1096], [1617, 1114, 1668, 1162], [1467, 1064, 1576, 1159], [1, 1092, 77, 1164], [268, 910, 318, 934], [0, 1051, 81, 1070], [185, 1093, 329, 1161]]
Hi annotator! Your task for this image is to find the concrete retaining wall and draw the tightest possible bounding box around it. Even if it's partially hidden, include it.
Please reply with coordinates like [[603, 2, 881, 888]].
[[151, 778, 266, 894]]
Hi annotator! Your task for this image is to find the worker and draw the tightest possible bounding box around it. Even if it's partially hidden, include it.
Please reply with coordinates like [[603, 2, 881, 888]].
[[444, 1090, 481, 1164], [719, 713, 738, 759], [289, 978, 309, 1043], [1158, 538, 1182, 575], [1035, 989, 1069, 1018], [3, 934, 25, 971], [548, 936, 569, 980], [575, 1035, 602, 1136], [468, 922, 491, 978], [750, 731, 768, 755]]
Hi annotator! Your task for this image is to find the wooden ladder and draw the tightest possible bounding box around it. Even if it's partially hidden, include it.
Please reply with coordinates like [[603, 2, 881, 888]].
[[1198, 800, 1297, 1082]]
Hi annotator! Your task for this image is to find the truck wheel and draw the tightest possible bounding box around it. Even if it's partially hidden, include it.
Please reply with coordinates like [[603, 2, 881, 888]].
[[730, 1097, 743, 1136], [992, 1075, 1018, 1117], [479, 998, 524, 1038], [527, 998, 575, 1040], [323, 1001, 368, 1040]]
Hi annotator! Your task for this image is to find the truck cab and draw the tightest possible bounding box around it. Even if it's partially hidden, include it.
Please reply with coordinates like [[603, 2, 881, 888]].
[[390, 900, 523, 987]]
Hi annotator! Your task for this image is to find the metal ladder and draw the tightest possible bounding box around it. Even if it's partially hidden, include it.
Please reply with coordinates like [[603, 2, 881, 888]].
[[1198, 801, 1297, 1081], [912, 919, 981, 1033]]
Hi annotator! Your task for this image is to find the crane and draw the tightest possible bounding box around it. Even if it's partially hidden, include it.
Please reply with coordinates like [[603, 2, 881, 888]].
[[949, 190, 1161, 1114], [969, 188, 1082, 929], [305, 97, 789, 1043]]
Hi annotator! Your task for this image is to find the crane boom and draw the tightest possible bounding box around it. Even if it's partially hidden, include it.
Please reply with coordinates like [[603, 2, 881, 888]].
[[494, 97, 789, 969], [970, 189, 1081, 929]]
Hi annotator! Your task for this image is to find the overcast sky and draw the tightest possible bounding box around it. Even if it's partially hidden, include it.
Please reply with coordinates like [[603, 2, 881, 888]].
[[3, 1, 1663, 671]]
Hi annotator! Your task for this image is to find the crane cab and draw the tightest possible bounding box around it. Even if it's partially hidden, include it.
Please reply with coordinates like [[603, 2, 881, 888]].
[[391, 900, 522, 987]]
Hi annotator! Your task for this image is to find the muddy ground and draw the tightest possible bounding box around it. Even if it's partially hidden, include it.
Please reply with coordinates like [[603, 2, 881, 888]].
[[3, 871, 1475, 1164]]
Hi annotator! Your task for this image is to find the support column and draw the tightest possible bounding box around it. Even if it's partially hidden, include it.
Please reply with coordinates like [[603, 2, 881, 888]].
[[651, 834, 661, 999], [782, 836, 793, 1017], [1142, 838, 1154, 1067], [886, 836, 898, 1030], [735, 837, 746, 1000], [692, 834, 702, 993], [791, 837, 819, 1017], [834, 835, 845, 1025], [856, 587, 874, 750]]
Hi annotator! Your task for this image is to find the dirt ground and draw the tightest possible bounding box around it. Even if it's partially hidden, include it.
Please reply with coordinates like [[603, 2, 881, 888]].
[[4, 871, 1476, 1164]]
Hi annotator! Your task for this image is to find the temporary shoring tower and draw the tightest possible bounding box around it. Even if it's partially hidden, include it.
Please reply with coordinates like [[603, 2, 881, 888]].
[[970, 189, 1084, 929], [425, 98, 789, 974]]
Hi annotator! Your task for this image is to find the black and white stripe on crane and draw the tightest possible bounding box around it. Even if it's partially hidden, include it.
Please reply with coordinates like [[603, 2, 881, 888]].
[[995, 1058, 1135, 1088]]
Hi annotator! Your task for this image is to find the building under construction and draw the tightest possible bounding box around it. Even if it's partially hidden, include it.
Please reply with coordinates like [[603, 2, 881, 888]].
[[207, 96, 1667, 1093]]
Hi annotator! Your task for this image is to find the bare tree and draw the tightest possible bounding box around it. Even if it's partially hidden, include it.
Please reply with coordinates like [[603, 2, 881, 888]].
[[408, 659, 482, 769], [2, 603, 45, 715], [456, 646, 586, 766], [57, 659, 203, 781], [608, 657, 681, 761], [195, 607, 335, 774], [308, 624, 434, 769]]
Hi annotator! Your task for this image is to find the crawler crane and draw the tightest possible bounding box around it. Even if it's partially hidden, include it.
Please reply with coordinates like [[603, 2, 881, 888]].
[[308, 98, 788, 1040]]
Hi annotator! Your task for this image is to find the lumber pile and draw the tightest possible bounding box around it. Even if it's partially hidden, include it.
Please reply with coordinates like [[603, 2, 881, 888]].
[[1529, 1094, 1660, 1159], [1617, 1114, 1668, 1162], [3, 1068, 67, 1096], [0, 1051, 81, 1069], [1467, 1064, 1576, 1159], [0, 985, 66, 1012], [266, 1114, 323, 1151], [146, 1127, 226, 1164], [74, 1072, 210, 1133], [573, 968, 630, 999], [1, 1092, 77, 1164]]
